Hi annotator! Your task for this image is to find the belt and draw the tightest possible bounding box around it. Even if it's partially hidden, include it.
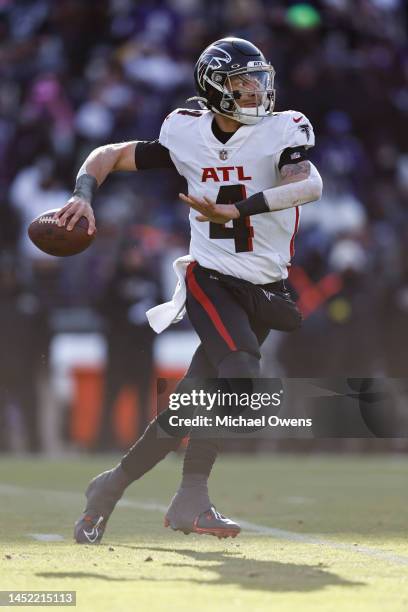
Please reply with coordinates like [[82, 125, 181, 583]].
[[197, 264, 287, 292]]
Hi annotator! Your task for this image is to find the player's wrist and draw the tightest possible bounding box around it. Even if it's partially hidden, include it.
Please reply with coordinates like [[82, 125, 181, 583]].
[[235, 192, 269, 217], [72, 173, 98, 205], [230, 205, 240, 219]]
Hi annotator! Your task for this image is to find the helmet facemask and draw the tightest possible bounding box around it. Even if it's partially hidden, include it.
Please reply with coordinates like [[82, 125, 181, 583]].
[[209, 66, 276, 125]]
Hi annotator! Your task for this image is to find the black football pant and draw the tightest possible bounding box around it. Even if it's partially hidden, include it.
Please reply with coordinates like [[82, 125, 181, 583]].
[[121, 263, 301, 480]]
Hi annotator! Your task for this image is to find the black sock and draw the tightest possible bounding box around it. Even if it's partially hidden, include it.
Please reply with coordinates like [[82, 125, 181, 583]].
[[120, 375, 204, 481], [121, 416, 182, 482], [180, 437, 219, 486], [179, 353, 260, 484]]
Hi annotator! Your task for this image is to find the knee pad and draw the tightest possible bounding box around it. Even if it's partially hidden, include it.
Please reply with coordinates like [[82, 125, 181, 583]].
[[218, 351, 261, 378]]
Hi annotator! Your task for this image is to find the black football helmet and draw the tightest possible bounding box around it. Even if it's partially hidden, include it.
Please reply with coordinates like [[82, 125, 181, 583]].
[[189, 37, 275, 125]]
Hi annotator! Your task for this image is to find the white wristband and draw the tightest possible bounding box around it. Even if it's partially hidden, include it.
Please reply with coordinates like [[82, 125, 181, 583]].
[[263, 162, 323, 212]]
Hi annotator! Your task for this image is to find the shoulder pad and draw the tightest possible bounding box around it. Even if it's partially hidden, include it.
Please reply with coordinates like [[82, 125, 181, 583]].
[[164, 108, 205, 122], [279, 110, 315, 149], [159, 108, 207, 151]]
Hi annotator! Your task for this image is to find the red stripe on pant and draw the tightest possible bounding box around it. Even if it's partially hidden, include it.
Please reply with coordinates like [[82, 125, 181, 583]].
[[186, 262, 237, 351]]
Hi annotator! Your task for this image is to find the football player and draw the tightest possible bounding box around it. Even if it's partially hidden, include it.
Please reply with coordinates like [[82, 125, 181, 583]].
[[55, 37, 322, 543]]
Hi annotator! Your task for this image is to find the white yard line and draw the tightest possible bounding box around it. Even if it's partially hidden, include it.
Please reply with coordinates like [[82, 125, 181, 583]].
[[27, 533, 65, 542], [1, 483, 408, 567]]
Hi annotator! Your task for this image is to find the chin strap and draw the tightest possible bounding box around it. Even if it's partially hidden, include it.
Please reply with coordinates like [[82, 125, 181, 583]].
[[234, 108, 267, 125], [233, 102, 268, 124]]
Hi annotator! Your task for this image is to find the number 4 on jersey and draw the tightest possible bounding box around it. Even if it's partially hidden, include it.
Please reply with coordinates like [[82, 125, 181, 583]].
[[209, 185, 254, 253]]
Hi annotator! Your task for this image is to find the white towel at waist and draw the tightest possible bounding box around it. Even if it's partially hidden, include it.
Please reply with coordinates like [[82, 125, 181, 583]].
[[146, 254, 194, 333]]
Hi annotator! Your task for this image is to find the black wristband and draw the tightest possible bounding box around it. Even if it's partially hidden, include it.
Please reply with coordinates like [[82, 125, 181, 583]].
[[72, 173, 98, 203], [235, 192, 269, 217]]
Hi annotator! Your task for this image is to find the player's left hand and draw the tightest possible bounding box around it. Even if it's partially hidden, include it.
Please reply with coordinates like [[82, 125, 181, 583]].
[[179, 193, 240, 224]]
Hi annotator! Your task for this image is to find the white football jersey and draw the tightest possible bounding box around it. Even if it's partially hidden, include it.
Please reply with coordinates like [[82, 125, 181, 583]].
[[159, 108, 315, 284]]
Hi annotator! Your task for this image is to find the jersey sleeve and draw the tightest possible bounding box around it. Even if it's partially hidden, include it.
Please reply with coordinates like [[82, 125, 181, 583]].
[[158, 109, 187, 149], [158, 112, 172, 149], [278, 146, 308, 170], [282, 111, 315, 150], [134, 140, 176, 170], [159, 108, 204, 149], [158, 109, 183, 174], [158, 108, 204, 177]]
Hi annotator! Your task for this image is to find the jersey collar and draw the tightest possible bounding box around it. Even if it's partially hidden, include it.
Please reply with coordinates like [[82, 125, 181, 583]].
[[199, 111, 258, 162]]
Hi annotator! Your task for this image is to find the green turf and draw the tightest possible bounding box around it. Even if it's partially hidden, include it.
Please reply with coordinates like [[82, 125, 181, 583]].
[[0, 454, 407, 612]]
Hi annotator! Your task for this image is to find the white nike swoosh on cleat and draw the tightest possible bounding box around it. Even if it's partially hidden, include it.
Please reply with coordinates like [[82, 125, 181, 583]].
[[82, 516, 104, 543]]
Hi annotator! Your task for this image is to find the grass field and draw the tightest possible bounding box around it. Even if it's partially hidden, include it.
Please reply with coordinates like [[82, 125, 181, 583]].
[[0, 454, 407, 612]]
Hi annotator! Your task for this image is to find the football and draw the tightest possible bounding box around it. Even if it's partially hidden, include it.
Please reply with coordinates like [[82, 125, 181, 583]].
[[28, 208, 95, 257]]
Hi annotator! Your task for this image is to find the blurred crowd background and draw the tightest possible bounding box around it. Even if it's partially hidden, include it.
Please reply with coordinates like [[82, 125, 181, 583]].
[[0, 0, 407, 453]]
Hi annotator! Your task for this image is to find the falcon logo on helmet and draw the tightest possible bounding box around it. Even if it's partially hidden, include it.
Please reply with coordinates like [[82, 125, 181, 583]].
[[196, 47, 232, 92], [188, 37, 276, 126]]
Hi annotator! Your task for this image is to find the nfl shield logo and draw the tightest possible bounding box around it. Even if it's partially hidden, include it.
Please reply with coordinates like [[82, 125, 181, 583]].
[[219, 149, 228, 161]]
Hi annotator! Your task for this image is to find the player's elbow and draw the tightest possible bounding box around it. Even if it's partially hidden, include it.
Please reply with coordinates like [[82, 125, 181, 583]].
[[112, 142, 137, 172], [310, 176, 323, 201], [305, 165, 323, 204]]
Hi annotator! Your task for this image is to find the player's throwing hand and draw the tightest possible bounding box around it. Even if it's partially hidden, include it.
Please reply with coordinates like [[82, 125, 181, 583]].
[[54, 197, 96, 235], [179, 193, 240, 224]]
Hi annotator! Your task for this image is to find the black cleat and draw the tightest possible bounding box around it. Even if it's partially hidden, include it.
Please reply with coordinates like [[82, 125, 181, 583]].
[[74, 465, 130, 544], [165, 505, 241, 539], [74, 513, 106, 544]]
